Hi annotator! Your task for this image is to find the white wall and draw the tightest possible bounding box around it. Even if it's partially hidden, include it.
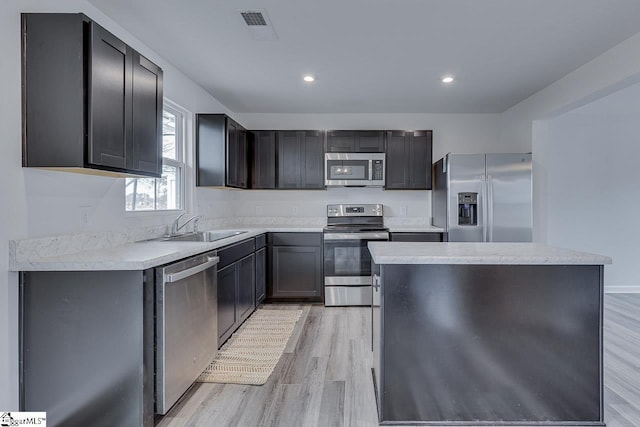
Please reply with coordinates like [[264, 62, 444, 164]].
[[500, 31, 640, 150], [0, 0, 230, 408], [545, 83, 640, 290], [500, 30, 640, 291]]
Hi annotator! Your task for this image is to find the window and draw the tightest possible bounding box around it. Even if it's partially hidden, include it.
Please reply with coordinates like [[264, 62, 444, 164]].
[[126, 102, 186, 211]]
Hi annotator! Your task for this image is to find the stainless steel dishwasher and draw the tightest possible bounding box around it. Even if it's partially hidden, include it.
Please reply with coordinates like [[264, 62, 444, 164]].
[[155, 250, 219, 415]]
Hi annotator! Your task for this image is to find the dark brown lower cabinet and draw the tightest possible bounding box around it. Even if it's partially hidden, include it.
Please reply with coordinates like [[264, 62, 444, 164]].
[[255, 247, 267, 304], [237, 254, 255, 322], [217, 239, 256, 346], [267, 233, 323, 302], [217, 263, 237, 345]]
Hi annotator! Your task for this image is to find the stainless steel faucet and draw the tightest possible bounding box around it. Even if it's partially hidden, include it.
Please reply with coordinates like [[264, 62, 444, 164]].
[[170, 213, 202, 236]]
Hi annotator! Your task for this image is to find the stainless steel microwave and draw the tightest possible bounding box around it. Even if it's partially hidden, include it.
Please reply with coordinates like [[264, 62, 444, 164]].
[[325, 153, 385, 187]]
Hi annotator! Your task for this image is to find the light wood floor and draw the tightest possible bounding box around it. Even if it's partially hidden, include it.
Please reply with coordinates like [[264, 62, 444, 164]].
[[156, 294, 640, 427]]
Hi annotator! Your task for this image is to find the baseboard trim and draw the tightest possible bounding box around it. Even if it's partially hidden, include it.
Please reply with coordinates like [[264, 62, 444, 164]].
[[605, 286, 640, 293]]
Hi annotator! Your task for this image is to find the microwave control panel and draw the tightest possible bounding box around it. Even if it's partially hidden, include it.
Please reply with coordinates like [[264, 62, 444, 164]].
[[373, 160, 384, 180]]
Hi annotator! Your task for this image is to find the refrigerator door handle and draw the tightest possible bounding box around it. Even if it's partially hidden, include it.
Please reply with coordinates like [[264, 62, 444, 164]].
[[480, 175, 488, 242], [487, 174, 494, 242]]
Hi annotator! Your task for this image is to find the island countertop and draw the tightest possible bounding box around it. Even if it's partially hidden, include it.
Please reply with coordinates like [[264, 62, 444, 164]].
[[368, 242, 612, 265]]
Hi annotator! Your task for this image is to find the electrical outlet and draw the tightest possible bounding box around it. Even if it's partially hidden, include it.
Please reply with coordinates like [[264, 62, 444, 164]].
[[292, 206, 299, 216], [256, 205, 264, 216], [401, 205, 408, 216]]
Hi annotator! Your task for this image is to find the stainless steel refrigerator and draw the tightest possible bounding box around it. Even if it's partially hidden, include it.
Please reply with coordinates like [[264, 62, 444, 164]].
[[432, 153, 532, 242]]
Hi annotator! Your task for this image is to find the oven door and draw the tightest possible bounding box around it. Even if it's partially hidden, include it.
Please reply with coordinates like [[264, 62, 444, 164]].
[[323, 232, 388, 306], [323, 232, 389, 284]]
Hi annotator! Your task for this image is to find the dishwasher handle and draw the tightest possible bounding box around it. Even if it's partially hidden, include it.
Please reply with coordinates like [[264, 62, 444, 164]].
[[165, 256, 219, 283]]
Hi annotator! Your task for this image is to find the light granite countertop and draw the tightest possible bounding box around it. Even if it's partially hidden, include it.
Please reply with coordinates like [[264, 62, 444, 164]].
[[10, 228, 322, 271], [9, 221, 448, 272], [368, 242, 612, 265]]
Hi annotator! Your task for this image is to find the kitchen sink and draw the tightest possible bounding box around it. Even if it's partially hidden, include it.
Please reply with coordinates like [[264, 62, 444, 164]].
[[159, 230, 248, 242]]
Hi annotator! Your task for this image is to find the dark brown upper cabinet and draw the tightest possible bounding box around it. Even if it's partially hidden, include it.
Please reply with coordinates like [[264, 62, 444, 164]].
[[277, 131, 325, 189], [196, 114, 249, 188], [249, 130, 276, 189], [22, 13, 163, 178], [385, 130, 433, 190], [130, 53, 163, 175], [326, 130, 385, 152]]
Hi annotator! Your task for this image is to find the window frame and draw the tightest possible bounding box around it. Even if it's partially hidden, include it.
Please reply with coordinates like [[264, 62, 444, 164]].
[[125, 99, 189, 214]]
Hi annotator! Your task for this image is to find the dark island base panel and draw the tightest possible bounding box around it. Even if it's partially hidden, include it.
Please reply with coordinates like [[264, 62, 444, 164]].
[[377, 264, 604, 425]]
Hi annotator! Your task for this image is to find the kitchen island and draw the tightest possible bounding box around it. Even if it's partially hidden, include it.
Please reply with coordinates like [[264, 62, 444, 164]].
[[368, 242, 611, 426]]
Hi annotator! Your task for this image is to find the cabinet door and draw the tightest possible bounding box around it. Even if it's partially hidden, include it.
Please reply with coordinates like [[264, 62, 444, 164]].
[[237, 128, 248, 188], [88, 22, 130, 170], [407, 131, 432, 189], [356, 131, 385, 152], [326, 130, 384, 152], [277, 131, 302, 188], [226, 120, 240, 187], [196, 114, 226, 186], [129, 53, 162, 176], [326, 131, 356, 152], [271, 246, 323, 300], [237, 254, 256, 323], [251, 131, 276, 189], [217, 263, 237, 344], [255, 247, 267, 304], [385, 131, 409, 189], [302, 131, 325, 189], [385, 130, 432, 189], [22, 13, 86, 169]]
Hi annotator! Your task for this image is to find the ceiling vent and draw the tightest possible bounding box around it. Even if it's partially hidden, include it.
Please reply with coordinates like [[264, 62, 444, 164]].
[[239, 9, 278, 41], [241, 12, 267, 26]]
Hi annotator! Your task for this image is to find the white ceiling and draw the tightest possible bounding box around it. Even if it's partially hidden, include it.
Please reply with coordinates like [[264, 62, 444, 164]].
[[89, 0, 640, 114]]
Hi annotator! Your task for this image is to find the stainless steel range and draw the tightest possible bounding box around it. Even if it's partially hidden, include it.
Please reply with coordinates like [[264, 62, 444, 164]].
[[323, 204, 389, 306]]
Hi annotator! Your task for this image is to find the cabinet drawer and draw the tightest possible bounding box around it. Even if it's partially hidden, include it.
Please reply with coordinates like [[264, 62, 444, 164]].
[[255, 233, 267, 249], [268, 232, 322, 247], [218, 238, 255, 269], [390, 232, 443, 242]]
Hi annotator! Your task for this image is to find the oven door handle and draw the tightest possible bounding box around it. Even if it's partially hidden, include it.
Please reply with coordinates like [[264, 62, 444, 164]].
[[323, 232, 389, 241]]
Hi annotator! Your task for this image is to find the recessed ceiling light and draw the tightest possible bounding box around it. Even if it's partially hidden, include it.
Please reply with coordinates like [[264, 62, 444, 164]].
[[442, 75, 454, 84], [303, 74, 315, 83]]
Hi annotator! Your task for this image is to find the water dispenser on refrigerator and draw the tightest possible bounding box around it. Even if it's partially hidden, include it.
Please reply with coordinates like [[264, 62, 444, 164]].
[[458, 192, 477, 226]]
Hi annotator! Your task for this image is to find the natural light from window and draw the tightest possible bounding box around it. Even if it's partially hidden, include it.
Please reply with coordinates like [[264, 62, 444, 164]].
[[125, 103, 185, 211]]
